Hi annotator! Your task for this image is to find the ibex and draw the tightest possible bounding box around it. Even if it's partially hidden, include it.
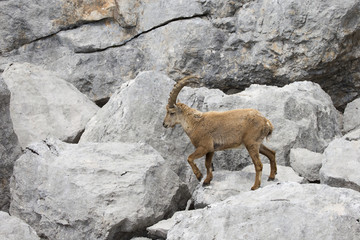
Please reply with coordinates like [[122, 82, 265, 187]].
[[163, 76, 277, 190]]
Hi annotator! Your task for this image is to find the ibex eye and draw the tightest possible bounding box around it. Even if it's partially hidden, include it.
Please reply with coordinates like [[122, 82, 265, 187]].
[[170, 112, 175, 116]]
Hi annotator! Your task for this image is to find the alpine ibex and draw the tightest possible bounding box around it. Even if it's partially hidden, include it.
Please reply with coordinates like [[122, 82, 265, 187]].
[[163, 76, 277, 190]]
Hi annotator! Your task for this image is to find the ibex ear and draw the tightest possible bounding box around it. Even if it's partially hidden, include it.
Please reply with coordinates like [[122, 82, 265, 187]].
[[174, 104, 182, 112]]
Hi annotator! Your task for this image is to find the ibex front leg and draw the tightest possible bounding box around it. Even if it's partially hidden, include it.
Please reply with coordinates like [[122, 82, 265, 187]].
[[203, 152, 214, 186], [187, 147, 208, 181]]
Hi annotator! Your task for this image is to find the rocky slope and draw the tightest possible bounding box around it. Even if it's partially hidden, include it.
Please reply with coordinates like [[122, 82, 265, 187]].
[[0, 0, 360, 239]]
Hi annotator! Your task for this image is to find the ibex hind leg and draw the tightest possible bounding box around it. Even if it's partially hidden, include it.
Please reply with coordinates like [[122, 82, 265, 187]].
[[259, 144, 277, 181], [246, 143, 263, 190]]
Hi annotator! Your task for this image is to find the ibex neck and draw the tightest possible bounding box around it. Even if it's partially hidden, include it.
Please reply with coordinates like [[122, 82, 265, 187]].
[[177, 103, 203, 136]]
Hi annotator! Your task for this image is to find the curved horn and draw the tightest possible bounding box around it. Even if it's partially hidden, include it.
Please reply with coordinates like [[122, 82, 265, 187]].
[[168, 75, 199, 108]]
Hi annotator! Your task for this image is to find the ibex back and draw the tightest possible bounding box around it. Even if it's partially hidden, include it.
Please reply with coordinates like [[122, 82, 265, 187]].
[[163, 76, 277, 190]]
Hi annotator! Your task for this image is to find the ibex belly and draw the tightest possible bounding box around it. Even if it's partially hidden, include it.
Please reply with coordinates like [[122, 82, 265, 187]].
[[213, 136, 244, 151]]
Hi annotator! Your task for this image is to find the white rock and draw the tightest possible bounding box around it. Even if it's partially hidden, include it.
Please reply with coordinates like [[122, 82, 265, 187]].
[[10, 138, 190, 240], [2, 63, 99, 147], [320, 131, 360, 192], [0, 211, 40, 240], [343, 98, 360, 133], [290, 148, 323, 182], [167, 183, 360, 240]]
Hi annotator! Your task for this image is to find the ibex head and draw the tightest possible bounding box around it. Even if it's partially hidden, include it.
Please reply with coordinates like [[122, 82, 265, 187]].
[[163, 75, 199, 128]]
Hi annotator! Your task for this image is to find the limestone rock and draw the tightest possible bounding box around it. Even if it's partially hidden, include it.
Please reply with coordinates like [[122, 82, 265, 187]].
[[0, 211, 40, 240], [320, 131, 360, 192], [343, 98, 360, 133], [167, 183, 360, 240], [290, 148, 323, 182], [0, 77, 21, 212], [192, 164, 303, 209], [10, 138, 190, 240], [2, 62, 99, 147]]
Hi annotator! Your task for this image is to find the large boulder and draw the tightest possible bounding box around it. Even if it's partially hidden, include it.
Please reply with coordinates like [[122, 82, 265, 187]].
[[166, 183, 360, 240], [192, 164, 303, 209], [290, 148, 323, 182], [343, 98, 360, 133], [80, 71, 196, 182], [2, 62, 99, 147], [0, 211, 40, 240], [0, 77, 21, 212], [80, 71, 341, 174], [320, 130, 360, 192], [10, 138, 190, 240]]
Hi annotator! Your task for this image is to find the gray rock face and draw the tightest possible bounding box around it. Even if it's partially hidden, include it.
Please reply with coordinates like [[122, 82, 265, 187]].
[[10, 138, 190, 240], [81, 71, 341, 172], [1, 0, 359, 110], [167, 183, 360, 240], [192, 164, 303, 209], [2, 63, 99, 147], [57, 0, 204, 53], [343, 98, 360, 133], [217, 0, 360, 111], [0, 211, 40, 240], [320, 131, 360, 192], [0, 77, 21, 212], [0, 0, 117, 53], [290, 148, 323, 182]]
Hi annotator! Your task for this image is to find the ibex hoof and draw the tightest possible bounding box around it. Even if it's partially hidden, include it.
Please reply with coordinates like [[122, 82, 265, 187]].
[[251, 185, 260, 191], [202, 178, 212, 186], [196, 173, 203, 181], [267, 176, 275, 181], [202, 181, 210, 186]]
